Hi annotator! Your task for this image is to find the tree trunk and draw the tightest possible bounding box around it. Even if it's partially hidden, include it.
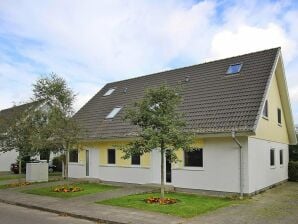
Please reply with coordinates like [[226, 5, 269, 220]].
[[65, 149, 69, 179], [18, 159, 22, 183], [160, 142, 165, 199]]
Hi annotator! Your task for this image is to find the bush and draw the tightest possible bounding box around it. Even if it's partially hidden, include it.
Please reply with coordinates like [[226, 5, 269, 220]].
[[52, 156, 63, 172], [288, 161, 298, 181], [289, 144, 298, 161]]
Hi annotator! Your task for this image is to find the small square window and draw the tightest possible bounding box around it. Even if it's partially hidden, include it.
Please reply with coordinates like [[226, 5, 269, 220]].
[[277, 108, 282, 125], [131, 154, 140, 165], [279, 150, 283, 165], [106, 107, 122, 119], [270, 149, 275, 166], [108, 149, 116, 164], [226, 63, 242, 75], [103, 88, 115, 96], [184, 149, 203, 167]]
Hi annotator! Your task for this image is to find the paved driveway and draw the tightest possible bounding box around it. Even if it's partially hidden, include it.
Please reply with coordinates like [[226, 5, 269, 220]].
[[187, 182, 298, 224]]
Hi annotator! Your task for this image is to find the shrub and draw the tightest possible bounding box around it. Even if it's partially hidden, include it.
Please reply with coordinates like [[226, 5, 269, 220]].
[[288, 161, 298, 181], [289, 144, 298, 161], [52, 156, 63, 172]]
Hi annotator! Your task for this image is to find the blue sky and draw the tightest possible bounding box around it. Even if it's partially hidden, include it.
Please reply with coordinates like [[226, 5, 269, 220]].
[[0, 0, 298, 124]]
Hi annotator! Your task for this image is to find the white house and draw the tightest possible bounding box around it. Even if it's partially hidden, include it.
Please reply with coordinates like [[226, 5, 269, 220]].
[[69, 47, 297, 195]]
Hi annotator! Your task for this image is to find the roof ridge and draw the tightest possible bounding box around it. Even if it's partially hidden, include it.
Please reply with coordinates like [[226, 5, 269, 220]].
[[106, 47, 281, 85]]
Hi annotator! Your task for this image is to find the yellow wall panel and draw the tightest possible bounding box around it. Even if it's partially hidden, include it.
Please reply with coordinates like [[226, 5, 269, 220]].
[[254, 70, 289, 144]]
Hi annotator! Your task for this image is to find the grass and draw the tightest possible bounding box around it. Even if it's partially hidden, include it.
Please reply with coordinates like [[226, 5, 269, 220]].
[[23, 182, 119, 199], [0, 172, 61, 181], [98, 192, 236, 218], [0, 174, 25, 181]]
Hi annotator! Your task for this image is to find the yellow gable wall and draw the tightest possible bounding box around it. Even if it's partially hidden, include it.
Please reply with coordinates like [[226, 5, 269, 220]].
[[78, 140, 151, 167], [253, 71, 289, 144]]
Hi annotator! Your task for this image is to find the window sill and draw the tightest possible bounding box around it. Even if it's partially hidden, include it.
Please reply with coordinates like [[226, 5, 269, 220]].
[[278, 123, 282, 127], [280, 165, 284, 168], [270, 166, 276, 169], [174, 167, 204, 171], [262, 116, 269, 120], [99, 164, 150, 169]]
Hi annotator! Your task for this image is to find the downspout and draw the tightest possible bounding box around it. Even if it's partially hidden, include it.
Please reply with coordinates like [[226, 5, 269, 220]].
[[232, 131, 243, 199]]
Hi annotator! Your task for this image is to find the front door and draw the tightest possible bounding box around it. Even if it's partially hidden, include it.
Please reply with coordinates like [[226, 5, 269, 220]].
[[166, 153, 172, 183], [89, 149, 99, 178]]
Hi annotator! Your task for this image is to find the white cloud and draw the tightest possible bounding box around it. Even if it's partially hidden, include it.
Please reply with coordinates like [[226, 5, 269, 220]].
[[210, 23, 297, 63]]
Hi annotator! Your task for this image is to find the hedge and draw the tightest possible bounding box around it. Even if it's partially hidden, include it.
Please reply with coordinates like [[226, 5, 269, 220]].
[[288, 161, 298, 181]]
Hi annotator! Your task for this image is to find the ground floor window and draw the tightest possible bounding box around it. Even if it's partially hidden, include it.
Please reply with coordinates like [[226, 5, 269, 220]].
[[69, 149, 78, 163], [270, 149, 275, 166], [279, 149, 283, 165], [184, 148, 203, 167], [108, 149, 116, 164], [131, 154, 140, 165]]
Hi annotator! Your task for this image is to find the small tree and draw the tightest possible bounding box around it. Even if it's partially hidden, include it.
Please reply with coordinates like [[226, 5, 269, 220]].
[[30, 73, 80, 178], [0, 107, 38, 175], [121, 85, 193, 199]]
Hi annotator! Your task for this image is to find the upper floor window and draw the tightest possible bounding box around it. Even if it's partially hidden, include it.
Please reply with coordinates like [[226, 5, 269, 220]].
[[103, 88, 115, 96], [226, 63, 242, 75], [184, 148, 203, 167], [277, 108, 282, 125], [106, 107, 122, 119], [263, 100, 268, 118], [131, 154, 140, 165]]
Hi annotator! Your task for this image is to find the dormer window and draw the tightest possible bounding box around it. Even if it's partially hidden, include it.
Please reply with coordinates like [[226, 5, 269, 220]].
[[103, 88, 115, 96], [106, 107, 122, 119], [226, 63, 242, 75]]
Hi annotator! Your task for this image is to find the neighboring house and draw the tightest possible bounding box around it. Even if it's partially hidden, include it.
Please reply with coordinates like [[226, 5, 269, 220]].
[[0, 103, 35, 171], [70, 47, 297, 195], [0, 102, 59, 171]]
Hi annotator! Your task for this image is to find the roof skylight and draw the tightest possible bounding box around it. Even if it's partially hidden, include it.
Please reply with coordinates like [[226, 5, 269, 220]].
[[226, 63, 242, 75], [103, 88, 115, 96], [106, 107, 122, 119]]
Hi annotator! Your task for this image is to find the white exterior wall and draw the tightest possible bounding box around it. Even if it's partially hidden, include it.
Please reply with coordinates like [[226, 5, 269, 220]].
[[0, 150, 18, 171], [68, 163, 85, 178], [172, 137, 249, 193], [68, 138, 250, 193], [248, 137, 288, 193], [98, 166, 151, 184]]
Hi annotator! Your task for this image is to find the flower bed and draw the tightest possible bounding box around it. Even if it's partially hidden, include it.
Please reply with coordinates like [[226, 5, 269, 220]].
[[145, 197, 177, 205], [53, 185, 83, 193], [8, 182, 31, 188]]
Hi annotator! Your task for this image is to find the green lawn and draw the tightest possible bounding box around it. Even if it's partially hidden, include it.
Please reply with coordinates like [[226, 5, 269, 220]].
[[98, 192, 236, 218], [0, 174, 25, 181], [23, 182, 119, 199]]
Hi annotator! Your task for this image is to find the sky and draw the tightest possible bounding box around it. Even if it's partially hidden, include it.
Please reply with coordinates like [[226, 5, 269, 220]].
[[0, 0, 298, 124]]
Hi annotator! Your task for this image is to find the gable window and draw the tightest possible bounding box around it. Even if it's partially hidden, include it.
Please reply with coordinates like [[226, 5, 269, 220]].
[[184, 148, 203, 167], [263, 100, 268, 118], [69, 149, 78, 163], [108, 149, 116, 164], [131, 154, 140, 165], [226, 63, 242, 75], [279, 150, 283, 165], [270, 149, 275, 166], [277, 108, 282, 125], [106, 107, 122, 119], [103, 88, 115, 96]]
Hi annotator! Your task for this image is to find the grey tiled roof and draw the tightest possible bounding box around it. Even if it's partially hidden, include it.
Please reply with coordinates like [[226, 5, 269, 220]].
[[0, 102, 38, 133], [74, 48, 280, 139]]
